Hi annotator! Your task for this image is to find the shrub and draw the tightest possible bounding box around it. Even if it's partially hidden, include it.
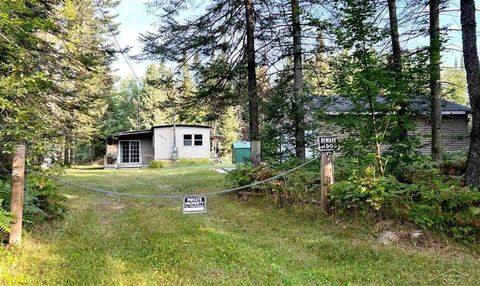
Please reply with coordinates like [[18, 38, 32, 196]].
[[25, 173, 66, 223], [148, 160, 164, 169], [330, 167, 480, 242], [227, 163, 255, 186], [390, 158, 441, 185], [0, 169, 66, 234], [0, 200, 12, 234], [441, 151, 467, 177], [407, 185, 480, 241], [227, 160, 320, 206], [330, 167, 403, 215], [0, 182, 13, 238], [228, 155, 480, 241]]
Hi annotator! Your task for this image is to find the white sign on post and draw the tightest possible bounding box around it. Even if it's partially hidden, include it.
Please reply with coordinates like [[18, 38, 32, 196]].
[[183, 196, 207, 214], [318, 135, 338, 152]]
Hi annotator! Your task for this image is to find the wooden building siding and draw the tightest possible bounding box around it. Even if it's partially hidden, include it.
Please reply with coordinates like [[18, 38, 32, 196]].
[[316, 115, 470, 155], [139, 137, 154, 164], [410, 116, 470, 155]]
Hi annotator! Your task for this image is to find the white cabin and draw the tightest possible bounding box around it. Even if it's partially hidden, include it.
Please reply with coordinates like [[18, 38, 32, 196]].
[[105, 125, 211, 168]]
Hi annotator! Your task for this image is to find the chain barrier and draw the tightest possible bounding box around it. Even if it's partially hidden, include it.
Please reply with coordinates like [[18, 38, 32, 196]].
[[27, 159, 317, 200]]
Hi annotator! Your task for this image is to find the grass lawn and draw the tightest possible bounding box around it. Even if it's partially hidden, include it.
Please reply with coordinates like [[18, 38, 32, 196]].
[[1, 164, 479, 285]]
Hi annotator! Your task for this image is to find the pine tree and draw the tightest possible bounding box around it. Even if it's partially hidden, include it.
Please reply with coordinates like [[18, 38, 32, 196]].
[[139, 63, 175, 128], [177, 55, 207, 124], [142, 0, 262, 165], [304, 34, 334, 97], [429, 0, 442, 161], [219, 106, 241, 156], [0, 0, 118, 170], [460, 0, 480, 187]]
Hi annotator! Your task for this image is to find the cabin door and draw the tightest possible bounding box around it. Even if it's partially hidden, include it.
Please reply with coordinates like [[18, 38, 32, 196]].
[[119, 140, 140, 163]]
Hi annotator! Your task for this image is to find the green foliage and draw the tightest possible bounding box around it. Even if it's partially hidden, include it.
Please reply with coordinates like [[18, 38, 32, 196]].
[[330, 169, 408, 213], [330, 162, 480, 241], [227, 163, 255, 186], [0, 195, 12, 234], [139, 63, 175, 128], [0, 181, 13, 235], [219, 106, 241, 156], [228, 154, 480, 241], [227, 160, 320, 206], [24, 173, 67, 223], [441, 151, 468, 176], [0, 170, 66, 236], [177, 55, 208, 124], [101, 77, 138, 135], [0, 0, 118, 171], [260, 60, 317, 162], [326, 0, 430, 176], [148, 160, 164, 169], [442, 68, 468, 105]]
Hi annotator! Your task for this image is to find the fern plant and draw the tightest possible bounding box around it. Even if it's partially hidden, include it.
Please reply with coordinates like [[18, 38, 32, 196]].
[[0, 180, 12, 233], [0, 199, 12, 233]]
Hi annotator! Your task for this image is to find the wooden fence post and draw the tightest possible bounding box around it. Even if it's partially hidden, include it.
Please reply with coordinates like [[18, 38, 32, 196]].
[[9, 144, 26, 246], [320, 151, 334, 213]]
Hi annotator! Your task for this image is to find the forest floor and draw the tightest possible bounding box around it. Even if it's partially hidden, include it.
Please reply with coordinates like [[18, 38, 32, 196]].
[[0, 164, 479, 285]]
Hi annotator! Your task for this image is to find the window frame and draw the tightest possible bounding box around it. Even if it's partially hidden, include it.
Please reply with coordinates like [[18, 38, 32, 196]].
[[183, 134, 193, 146], [194, 134, 203, 146], [119, 140, 141, 164]]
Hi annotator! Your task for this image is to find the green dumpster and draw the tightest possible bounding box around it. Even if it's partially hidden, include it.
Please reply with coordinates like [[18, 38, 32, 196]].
[[232, 141, 251, 164]]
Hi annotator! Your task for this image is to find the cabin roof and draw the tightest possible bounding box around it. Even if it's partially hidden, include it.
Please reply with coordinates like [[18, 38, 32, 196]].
[[115, 129, 152, 137], [310, 95, 471, 114], [113, 124, 211, 138], [152, 124, 211, 129]]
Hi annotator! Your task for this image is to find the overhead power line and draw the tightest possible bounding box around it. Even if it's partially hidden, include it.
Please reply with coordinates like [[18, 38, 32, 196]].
[[93, 0, 142, 129], [94, 1, 141, 83]]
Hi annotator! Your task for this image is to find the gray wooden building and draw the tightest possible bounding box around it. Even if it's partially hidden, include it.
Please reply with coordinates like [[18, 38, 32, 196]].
[[311, 96, 471, 155]]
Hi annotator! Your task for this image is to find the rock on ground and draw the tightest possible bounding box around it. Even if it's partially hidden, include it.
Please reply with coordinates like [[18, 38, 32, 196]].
[[377, 231, 400, 246]]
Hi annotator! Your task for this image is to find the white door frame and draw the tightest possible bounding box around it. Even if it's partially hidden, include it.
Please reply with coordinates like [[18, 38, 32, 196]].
[[118, 140, 142, 164]]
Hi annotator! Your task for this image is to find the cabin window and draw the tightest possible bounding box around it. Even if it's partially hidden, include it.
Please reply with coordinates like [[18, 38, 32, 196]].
[[120, 140, 140, 163], [184, 134, 192, 146], [194, 134, 203, 146]]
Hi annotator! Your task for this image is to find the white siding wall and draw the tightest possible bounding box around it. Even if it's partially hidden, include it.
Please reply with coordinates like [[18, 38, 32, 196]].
[[153, 126, 211, 160]]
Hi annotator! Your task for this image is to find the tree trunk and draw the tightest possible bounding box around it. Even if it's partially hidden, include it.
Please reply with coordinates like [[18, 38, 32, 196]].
[[387, 0, 408, 140], [388, 0, 401, 71], [461, 0, 480, 187], [8, 145, 25, 246], [244, 0, 260, 166], [291, 0, 305, 161], [429, 0, 442, 161], [64, 137, 71, 166]]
